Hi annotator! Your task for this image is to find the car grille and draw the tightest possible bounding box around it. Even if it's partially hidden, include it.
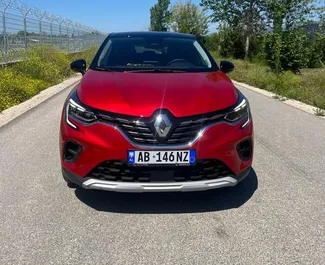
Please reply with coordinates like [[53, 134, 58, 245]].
[[167, 114, 223, 144], [97, 110, 225, 146], [87, 160, 234, 182], [98, 114, 159, 144]]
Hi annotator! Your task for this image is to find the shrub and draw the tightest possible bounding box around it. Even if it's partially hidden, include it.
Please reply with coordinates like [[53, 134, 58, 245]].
[[214, 54, 325, 110], [264, 30, 310, 72], [13, 56, 63, 85], [0, 45, 98, 112], [28, 45, 72, 77], [69, 46, 98, 66], [300, 69, 325, 109], [0, 68, 48, 111], [307, 33, 325, 68], [202, 33, 220, 52], [12, 46, 76, 84], [219, 27, 245, 59]]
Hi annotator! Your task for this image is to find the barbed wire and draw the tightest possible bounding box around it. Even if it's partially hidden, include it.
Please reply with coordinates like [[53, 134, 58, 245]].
[[0, 0, 105, 34], [0, 0, 106, 63]]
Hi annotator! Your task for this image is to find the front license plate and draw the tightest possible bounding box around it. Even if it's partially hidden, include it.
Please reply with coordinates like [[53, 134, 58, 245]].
[[128, 150, 196, 165]]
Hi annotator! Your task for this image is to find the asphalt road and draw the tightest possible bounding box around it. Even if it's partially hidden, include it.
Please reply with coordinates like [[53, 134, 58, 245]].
[[0, 84, 324, 265]]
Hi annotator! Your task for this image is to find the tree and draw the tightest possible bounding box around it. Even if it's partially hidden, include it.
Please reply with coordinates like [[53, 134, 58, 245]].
[[170, 1, 209, 38], [264, 0, 317, 72], [264, 29, 310, 72], [200, 0, 265, 60], [150, 0, 171, 31], [265, 0, 315, 32], [202, 33, 220, 51], [219, 25, 245, 58], [305, 5, 325, 68]]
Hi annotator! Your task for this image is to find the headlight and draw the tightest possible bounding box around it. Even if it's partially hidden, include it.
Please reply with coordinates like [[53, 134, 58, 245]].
[[66, 98, 97, 129], [224, 98, 249, 123]]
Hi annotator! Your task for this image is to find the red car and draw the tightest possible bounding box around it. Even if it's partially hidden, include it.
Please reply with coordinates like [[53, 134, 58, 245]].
[[60, 32, 253, 192]]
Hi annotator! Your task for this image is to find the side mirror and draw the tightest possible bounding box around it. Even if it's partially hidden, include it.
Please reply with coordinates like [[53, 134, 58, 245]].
[[220, 60, 234, 74], [70, 59, 86, 75]]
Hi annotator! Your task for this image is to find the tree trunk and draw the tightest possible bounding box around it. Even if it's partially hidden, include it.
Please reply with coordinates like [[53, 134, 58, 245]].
[[274, 16, 283, 74], [244, 0, 254, 61], [245, 34, 250, 61]]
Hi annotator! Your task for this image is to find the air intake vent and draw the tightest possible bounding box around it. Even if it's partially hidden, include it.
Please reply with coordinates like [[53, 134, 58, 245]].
[[237, 139, 252, 161], [64, 141, 82, 162], [87, 159, 234, 182]]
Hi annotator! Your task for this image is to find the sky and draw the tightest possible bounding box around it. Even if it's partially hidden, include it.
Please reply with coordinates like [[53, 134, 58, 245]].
[[21, 0, 217, 33]]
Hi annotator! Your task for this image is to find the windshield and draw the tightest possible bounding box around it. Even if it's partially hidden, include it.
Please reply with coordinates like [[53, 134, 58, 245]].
[[91, 36, 216, 72]]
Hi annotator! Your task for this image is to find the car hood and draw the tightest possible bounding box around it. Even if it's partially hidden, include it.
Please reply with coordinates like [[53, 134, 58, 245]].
[[77, 69, 238, 117]]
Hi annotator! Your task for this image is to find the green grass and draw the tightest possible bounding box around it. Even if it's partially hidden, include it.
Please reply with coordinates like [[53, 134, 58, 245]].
[[0, 45, 98, 112], [211, 52, 325, 111]]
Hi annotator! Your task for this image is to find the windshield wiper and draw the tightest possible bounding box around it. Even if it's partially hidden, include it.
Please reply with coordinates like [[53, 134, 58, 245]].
[[93, 67, 112, 72], [124, 69, 186, 73]]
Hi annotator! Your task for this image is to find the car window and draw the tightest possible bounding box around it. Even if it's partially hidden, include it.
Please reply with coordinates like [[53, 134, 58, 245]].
[[193, 41, 212, 68], [98, 39, 112, 66], [93, 36, 215, 72]]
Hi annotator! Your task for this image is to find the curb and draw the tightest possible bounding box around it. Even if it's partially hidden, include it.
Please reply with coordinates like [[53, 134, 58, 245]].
[[233, 80, 325, 119], [0, 75, 82, 127]]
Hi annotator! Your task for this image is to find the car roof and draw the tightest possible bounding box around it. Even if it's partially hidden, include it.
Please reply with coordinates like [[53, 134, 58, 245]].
[[109, 31, 196, 39]]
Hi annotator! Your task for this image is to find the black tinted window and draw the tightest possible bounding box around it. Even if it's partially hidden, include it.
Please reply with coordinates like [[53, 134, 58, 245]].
[[93, 36, 214, 71]]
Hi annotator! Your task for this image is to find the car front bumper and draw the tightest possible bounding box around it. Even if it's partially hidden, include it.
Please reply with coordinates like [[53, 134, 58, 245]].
[[62, 166, 251, 193], [60, 104, 254, 193]]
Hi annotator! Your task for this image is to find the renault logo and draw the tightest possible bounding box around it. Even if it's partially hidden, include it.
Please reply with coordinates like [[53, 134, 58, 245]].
[[154, 114, 172, 137]]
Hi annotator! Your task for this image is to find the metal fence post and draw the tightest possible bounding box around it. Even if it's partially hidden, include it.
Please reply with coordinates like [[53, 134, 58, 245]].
[[86, 26, 91, 49], [58, 19, 64, 50], [23, 14, 27, 48], [1, 0, 12, 63], [16, 2, 31, 52], [75, 22, 81, 52], [72, 22, 76, 53], [67, 25, 69, 53], [33, 8, 46, 44], [39, 13, 45, 43], [54, 16, 62, 50], [50, 21, 52, 44], [66, 19, 72, 53], [46, 13, 55, 45], [23, 8, 31, 49], [1, 9, 6, 62]]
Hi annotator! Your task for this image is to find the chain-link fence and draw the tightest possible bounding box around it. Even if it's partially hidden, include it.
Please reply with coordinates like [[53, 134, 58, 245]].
[[0, 0, 106, 64]]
